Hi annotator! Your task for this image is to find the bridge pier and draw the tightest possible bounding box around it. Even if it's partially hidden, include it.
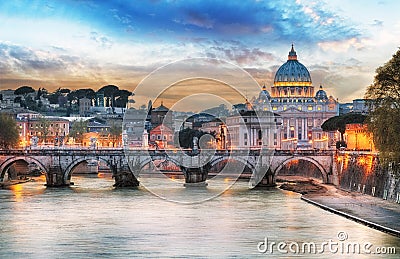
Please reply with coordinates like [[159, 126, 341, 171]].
[[46, 165, 69, 187], [182, 166, 208, 187], [112, 164, 140, 187], [255, 168, 276, 187]]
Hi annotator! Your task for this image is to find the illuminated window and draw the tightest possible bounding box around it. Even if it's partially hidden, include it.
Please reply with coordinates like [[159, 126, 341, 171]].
[[298, 106, 302, 111], [307, 106, 313, 111], [272, 106, 278, 111], [317, 106, 321, 111], [283, 105, 287, 111]]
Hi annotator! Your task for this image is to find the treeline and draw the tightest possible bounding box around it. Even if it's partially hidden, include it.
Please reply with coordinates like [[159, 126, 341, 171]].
[[9, 85, 133, 113]]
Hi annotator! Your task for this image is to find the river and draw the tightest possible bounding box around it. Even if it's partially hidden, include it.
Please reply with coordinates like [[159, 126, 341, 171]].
[[0, 174, 399, 258]]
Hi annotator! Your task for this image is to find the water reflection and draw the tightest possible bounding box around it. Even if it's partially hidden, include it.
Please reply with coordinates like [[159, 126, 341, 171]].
[[0, 175, 399, 258]]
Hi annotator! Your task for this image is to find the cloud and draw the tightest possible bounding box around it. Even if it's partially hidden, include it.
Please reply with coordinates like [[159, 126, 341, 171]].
[[90, 32, 113, 49], [207, 45, 275, 66], [76, 0, 361, 46], [183, 11, 215, 29], [318, 37, 366, 52], [371, 19, 383, 27]]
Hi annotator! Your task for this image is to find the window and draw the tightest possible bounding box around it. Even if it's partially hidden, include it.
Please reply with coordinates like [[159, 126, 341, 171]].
[[157, 135, 161, 140], [290, 126, 295, 138], [258, 130, 262, 140], [307, 105, 313, 111], [317, 106, 321, 111], [244, 133, 248, 139], [272, 106, 278, 111]]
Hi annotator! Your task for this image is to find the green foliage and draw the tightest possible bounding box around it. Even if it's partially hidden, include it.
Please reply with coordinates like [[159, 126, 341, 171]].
[[176, 128, 206, 149], [14, 86, 35, 95], [0, 114, 19, 149], [47, 88, 70, 105], [69, 120, 88, 143], [365, 48, 400, 176], [109, 121, 122, 147], [97, 85, 119, 97], [97, 85, 132, 108], [321, 113, 366, 140]]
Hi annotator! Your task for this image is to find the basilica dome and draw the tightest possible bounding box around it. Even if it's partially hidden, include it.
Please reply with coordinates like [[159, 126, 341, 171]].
[[315, 85, 328, 100], [274, 45, 312, 84]]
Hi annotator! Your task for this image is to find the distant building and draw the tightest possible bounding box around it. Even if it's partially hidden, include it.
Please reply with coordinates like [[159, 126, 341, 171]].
[[123, 108, 148, 147], [16, 114, 70, 146], [200, 118, 224, 135], [0, 89, 20, 109], [226, 110, 278, 149], [151, 102, 172, 128], [339, 99, 370, 115], [79, 97, 91, 116], [87, 117, 110, 133], [149, 125, 174, 149]]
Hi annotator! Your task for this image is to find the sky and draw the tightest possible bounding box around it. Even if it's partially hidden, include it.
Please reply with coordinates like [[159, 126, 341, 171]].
[[1, 0, 400, 105]]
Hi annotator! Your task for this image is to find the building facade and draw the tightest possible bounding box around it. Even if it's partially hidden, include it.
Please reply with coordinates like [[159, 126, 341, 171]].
[[16, 113, 70, 146], [253, 45, 339, 150]]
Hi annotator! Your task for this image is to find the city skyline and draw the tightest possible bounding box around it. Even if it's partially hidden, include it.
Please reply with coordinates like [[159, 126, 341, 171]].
[[1, 0, 400, 104]]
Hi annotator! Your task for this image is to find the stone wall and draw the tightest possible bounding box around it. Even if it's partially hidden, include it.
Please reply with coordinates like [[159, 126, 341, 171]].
[[336, 153, 400, 203]]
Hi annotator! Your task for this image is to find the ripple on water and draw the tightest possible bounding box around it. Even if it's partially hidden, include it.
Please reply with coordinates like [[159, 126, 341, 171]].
[[0, 175, 399, 258]]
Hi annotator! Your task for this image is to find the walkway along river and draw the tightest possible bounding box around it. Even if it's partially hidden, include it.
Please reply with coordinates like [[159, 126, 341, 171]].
[[0, 175, 399, 258]]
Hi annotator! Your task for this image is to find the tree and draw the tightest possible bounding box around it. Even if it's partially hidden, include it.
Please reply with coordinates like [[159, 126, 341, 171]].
[[175, 128, 206, 149], [69, 120, 88, 144], [14, 86, 35, 96], [109, 121, 122, 147], [321, 113, 366, 148], [0, 114, 19, 149], [365, 48, 400, 174], [97, 85, 119, 108], [115, 89, 133, 107]]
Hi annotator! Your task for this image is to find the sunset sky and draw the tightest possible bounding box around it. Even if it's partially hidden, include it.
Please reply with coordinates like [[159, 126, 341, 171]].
[[1, 0, 400, 104]]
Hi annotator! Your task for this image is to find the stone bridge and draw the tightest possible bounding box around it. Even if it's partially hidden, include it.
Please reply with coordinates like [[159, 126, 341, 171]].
[[0, 148, 338, 187]]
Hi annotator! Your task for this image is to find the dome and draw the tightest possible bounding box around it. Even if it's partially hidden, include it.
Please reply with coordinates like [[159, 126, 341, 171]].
[[274, 45, 312, 84], [258, 85, 271, 100], [315, 85, 328, 100]]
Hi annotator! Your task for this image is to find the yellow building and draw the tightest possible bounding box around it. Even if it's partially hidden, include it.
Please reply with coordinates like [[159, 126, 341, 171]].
[[344, 123, 375, 151]]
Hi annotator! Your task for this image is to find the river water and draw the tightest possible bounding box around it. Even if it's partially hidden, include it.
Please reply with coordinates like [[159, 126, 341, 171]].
[[0, 174, 399, 258]]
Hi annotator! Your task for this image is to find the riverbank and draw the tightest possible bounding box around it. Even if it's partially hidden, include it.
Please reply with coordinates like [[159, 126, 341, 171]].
[[277, 176, 327, 194], [278, 177, 400, 237]]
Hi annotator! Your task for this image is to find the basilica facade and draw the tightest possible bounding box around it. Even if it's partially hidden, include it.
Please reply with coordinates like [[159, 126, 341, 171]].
[[251, 45, 339, 150]]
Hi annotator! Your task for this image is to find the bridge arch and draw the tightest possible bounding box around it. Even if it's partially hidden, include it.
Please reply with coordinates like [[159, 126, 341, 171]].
[[273, 156, 328, 183], [137, 155, 183, 172], [63, 156, 113, 183], [209, 156, 256, 172], [0, 156, 48, 182]]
